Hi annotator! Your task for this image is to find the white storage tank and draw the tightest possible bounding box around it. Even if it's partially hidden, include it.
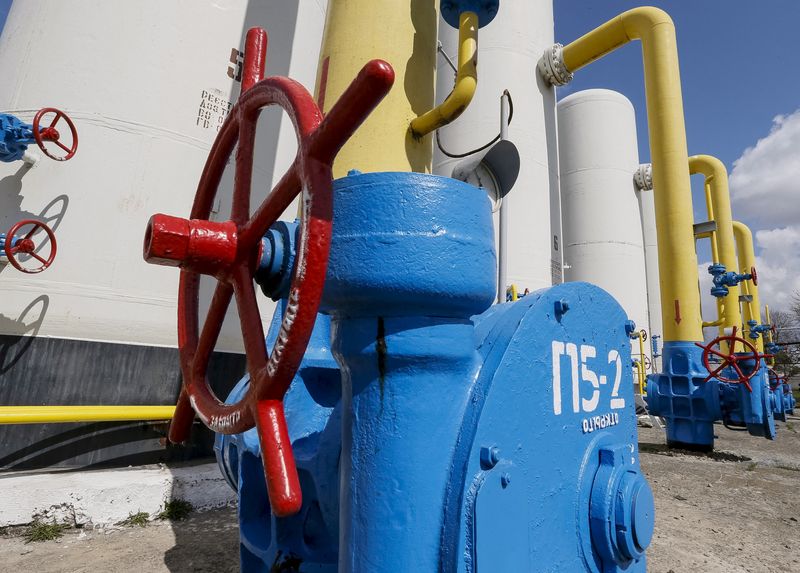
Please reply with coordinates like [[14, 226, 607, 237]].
[[0, 0, 326, 468], [557, 89, 650, 349], [433, 0, 561, 292]]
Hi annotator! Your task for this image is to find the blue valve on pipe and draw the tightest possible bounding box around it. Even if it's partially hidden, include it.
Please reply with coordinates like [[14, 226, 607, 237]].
[[440, 0, 500, 28], [651, 335, 661, 359], [746, 320, 772, 340], [0, 114, 36, 163], [707, 263, 752, 298]]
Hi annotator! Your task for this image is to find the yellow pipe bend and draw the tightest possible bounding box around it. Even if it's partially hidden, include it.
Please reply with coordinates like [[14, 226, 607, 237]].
[[689, 155, 742, 341], [559, 7, 701, 342], [732, 220, 764, 353], [0, 405, 176, 425], [410, 11, 478, 138]]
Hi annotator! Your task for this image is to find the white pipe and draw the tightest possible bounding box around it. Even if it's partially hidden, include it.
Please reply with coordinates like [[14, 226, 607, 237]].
[[497, 91, 510, 303]]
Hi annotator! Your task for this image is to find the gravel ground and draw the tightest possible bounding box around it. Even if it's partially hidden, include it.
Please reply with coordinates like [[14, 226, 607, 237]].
[[1, 416, 798, 572]]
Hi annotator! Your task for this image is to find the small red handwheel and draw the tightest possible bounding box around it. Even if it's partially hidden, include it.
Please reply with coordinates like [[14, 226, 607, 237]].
[[143, 59, 394, 517], [33, 107, 78, 161], [640, 329, 648, 341], [643, 355, 652, 371], [4, 219, 57, 274], [750, 266, 758, 286], [767, 369, 783, 392], [695, 326, 762, 391]]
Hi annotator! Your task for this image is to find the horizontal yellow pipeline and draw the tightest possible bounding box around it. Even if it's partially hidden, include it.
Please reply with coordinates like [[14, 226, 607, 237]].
[[0, 406, 175, 425], [702, 318, 724, 327], [410, 11, 477, 138], [560, 7, 701, 342]]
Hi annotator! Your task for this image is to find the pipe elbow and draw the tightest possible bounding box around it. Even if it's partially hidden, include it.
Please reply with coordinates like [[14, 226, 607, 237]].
[[688, 154, 726, 180], [619, 6, 675, 40], [410, 11, 477, 138]]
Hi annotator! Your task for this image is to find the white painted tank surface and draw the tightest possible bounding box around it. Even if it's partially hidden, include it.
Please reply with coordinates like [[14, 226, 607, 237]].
[[0, 0, 326, 468], [433, 0, 561, 292], [557, 89, 650, 350]]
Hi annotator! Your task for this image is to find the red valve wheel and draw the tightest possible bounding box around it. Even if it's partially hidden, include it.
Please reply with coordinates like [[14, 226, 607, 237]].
[[4, 219, 57, 274], [143, 55, 394, 516], [767, 369, 783, 392], [33, 107, 78, 161], [643, 355, 652, 371], [750, 266, 758, 286], [695, 326, 763, 391], [640, 329, 648, 342]]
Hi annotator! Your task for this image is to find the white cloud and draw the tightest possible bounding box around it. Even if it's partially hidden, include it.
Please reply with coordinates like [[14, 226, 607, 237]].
[[729, 110, 800, 227], [752, 226, 800, 310], [726, 110, 800, 313]]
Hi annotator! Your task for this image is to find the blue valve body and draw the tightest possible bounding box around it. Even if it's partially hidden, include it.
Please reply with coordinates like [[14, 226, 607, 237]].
[[0, 113, 35, 162], [220, 171, 653, 572]]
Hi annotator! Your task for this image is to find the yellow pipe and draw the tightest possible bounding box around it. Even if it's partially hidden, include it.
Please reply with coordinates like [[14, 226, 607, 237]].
[[410, 11, 478, 138], [637, 333, 646, 394], [689, 155, 741, 344], [315, 0, 439, 175], [559, 7, 701, 342], [702, 318, 724, 328], [765, 304, 775, 366], [508, 283, 518, 302], [732, 220, 764, 353], [0, 406, 175, 425]]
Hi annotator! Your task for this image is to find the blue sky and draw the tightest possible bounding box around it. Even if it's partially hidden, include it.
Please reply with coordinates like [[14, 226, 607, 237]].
[[0, 0, 10, 36], [555, 0, 800, 311]]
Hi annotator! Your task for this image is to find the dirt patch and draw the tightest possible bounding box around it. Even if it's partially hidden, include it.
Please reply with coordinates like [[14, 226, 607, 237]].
[[1, 417, 799, 572]]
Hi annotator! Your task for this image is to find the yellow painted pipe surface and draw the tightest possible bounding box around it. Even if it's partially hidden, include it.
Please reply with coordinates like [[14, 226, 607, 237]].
[[765, 304, 774, 365], [315, 0, 438, 175], [733, 220, 764, 352], [0, 406, 175, 425], [410, 11, 478, 138], [561, 7, 701, 341], [689, 155, 741, 343]]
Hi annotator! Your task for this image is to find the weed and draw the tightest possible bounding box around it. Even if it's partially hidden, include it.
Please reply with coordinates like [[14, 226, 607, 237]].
[[746, 462, 757, 471], [118, 511, 150, 527], [158, 499, 193, 521], [23, 520, 69, 543]]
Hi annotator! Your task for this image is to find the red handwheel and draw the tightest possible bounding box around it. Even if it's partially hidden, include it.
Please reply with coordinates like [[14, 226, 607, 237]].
[[33, 107, 78, 161], [4, 219, 57, 274], [750, 266, 758, 286], [143, 58, 394, 517], [767, 369, 783, 392], [695, 326, 764, 391]]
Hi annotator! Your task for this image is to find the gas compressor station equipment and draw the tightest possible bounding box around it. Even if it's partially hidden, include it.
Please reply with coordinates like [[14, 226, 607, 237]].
[[144, 4, 655, 571], [633, 157, 774, 448], [0, 107, 75, 273]]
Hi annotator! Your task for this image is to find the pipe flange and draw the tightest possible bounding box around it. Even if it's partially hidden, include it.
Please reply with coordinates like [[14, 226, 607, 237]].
[[538, 43, 573, 86], [633, 163, 653, 191]]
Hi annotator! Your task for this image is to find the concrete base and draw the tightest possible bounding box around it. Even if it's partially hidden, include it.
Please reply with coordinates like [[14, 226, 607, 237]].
[[0, 462, 235, 528]]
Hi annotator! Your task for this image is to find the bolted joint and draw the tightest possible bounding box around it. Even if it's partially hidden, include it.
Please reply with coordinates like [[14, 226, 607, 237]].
[[624, 320, 637, 338], [633, 163, 653, 191], [538, 43, 573, 86], [479, 445, 500, 470], [143, 213, 238, 276]]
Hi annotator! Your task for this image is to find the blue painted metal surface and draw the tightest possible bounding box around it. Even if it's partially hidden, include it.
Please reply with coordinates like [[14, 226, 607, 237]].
[[218, 171, 653, 571], [646, 343, 775, 449], [707, 263, 752, 298], [0, 233, 20, 251], [440, 0, 499, 28], [0, 113, 35, 162]]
